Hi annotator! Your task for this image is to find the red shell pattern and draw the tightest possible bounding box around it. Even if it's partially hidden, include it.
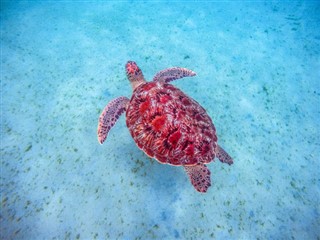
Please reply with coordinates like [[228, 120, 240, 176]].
[[126, 81, 217, 166]]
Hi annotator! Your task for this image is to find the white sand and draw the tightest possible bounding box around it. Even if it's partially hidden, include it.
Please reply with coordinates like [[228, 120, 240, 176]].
[[1, 1, 319, 239]]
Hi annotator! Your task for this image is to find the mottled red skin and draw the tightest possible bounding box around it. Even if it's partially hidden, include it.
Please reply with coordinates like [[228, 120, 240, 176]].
[[126, 81, 217, 166]]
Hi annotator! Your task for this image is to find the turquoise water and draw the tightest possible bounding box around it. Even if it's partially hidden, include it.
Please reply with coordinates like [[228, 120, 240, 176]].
[[1, 1, 319, 239]]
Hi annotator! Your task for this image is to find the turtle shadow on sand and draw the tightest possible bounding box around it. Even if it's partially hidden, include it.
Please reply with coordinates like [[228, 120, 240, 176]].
[[122, 140, 182, 193]]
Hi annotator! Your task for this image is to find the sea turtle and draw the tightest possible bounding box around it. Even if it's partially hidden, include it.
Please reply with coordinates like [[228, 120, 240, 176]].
[[97, 61, 233, 193]]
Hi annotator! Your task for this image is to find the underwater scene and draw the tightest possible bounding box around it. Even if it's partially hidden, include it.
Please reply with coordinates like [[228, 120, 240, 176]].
[[1, 1, 319, 239]]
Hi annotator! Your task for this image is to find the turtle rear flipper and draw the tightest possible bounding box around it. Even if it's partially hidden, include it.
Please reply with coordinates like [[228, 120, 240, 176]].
[[184, 164, 211, 193], [97, 96, 129, 144], [216, 145, 233, 165]]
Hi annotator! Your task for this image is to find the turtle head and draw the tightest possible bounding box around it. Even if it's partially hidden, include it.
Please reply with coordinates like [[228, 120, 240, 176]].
[[126, 61, 146, 90]]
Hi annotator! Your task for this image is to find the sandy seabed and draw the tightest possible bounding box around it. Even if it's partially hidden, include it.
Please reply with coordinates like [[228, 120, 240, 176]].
[[1, 1, 319, 239]]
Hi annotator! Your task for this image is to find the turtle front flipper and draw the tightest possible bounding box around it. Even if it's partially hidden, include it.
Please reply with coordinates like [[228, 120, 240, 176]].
[[153, 67, 196, 83], [184, 164, 211, 193], [216, 145, 234, 165], [97, 96, 129, 144]]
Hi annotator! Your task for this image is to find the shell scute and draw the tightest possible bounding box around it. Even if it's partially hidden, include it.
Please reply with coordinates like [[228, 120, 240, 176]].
[[167, 129, 181, 147], [151, 115, 167, 132]]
